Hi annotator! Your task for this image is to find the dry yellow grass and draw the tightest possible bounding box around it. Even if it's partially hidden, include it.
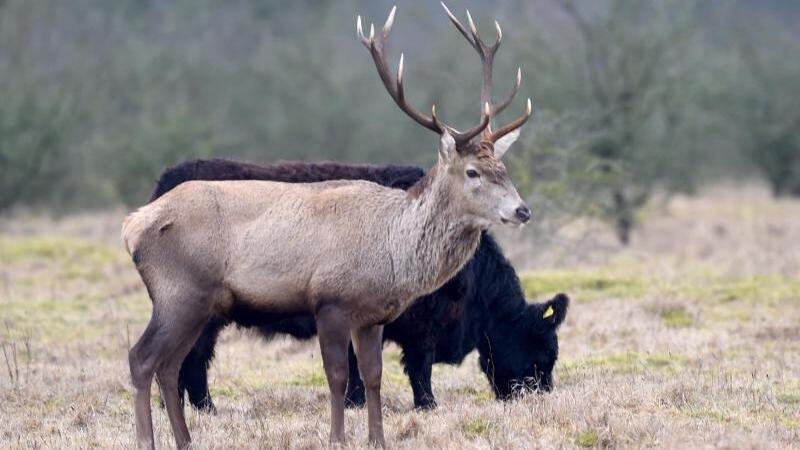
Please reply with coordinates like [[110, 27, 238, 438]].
[[1, 184, 798, 449]]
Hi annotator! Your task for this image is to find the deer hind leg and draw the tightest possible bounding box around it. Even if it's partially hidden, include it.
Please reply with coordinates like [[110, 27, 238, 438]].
[[129, 317, 161, 450], [352, 324, 386, 448], [129, 287, 215, 450], [315, 305, 352, 446]]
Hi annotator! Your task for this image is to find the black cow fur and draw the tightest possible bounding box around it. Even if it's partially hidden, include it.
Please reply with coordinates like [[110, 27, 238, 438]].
[[149, 158, 425, 202], [149, 158, 569, 411]]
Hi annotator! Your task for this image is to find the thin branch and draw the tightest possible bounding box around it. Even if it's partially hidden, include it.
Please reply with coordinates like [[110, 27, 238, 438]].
[[555, 0, 611, 106]]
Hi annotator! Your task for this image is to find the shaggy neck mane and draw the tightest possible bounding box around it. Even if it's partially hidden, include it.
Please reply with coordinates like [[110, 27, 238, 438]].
[[392, 161, 482, 300], [406, 164, 439, 199]]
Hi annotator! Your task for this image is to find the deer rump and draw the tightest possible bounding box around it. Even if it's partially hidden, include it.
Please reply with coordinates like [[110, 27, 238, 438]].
[[153, 158, 566, 412]]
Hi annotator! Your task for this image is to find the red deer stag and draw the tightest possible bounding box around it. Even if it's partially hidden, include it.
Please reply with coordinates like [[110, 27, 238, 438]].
[[122, 4, 532, 448]]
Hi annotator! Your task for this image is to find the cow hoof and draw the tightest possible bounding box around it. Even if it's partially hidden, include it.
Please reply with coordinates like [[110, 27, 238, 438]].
[[192, 398, 217, 414], [198, 403, 217, 415], [413, 400, 437, 411]]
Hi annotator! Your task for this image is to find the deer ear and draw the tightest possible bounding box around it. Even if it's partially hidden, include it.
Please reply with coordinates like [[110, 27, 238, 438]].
[[493, 129, 521, 159], [438, 131, 456, 164]]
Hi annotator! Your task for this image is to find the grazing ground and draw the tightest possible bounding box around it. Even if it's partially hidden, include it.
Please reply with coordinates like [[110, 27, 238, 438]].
[[0, 184, 798, 449]]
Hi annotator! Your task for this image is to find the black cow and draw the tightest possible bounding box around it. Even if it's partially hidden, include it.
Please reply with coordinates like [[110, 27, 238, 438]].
[[151, 158, 569, 411]]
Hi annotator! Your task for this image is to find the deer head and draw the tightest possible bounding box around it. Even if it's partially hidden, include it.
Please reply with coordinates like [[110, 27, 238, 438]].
[[357, 4, 533, 227]]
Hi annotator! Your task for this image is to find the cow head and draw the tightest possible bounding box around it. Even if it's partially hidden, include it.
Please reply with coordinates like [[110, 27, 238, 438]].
[[479, 293, 569, 399]]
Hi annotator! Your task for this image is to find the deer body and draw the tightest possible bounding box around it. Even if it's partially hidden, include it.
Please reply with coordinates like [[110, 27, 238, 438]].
[[125, 4, 534, 449], [125, 176, 481, 326]]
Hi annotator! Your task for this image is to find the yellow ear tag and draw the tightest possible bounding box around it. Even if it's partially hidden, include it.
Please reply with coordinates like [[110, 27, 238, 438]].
[[542, 306, 555, 319]]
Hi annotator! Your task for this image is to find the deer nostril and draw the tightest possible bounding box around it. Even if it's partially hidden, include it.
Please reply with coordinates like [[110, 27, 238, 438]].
[[515, 206, 531, 223]]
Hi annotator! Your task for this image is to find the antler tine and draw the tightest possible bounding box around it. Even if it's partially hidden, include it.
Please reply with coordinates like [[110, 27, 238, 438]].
[[466, 10, 481, 46], [488, 98, 533, 142], [357, 15, 365, 43], [441, 2, 477, 50], [358, 6, 491, 144], [357, 7, 441, 134], [440, 3, 504, 139], [456, 102, 493, 144], [382, 5, 396, 39], [492, 67, 522, 117], [439, 5, 530, 144]]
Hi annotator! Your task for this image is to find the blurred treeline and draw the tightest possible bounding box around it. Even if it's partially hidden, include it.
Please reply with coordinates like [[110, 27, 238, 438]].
[[0, 0, 798, 243]]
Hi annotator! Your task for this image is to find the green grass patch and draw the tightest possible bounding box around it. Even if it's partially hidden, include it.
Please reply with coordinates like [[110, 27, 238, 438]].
[[521, 268, 800, 306], [521, 270, 648, 301], [150, 391, 162, 408], [383, 367, 410, 387], [665, 275, 800, 305], [686, 409, 736, 424], [774, 415, 800, 429], [562, 352, 687, 376], [777, 384, 800, 406], [462, 418, 492, 439], [0, 236, 125, 266], [0, 235, 130, 289], [381, 349, 411, 387], [228, 366, 279, 393], [0, 293, 149, 346], [454, 386, 494, 405], [0, 234, 149, 345], [385, 350, 402, 365], [209, 385, 240, 400], [575, 430, 599, 447], [710, 276, 800, 303], [778, 393, 800, 405], [40, 397, 65, 415], [289, 369, 327, 388], [660, 306, 693, 328], [706, 308, 752, 324], [118, 389, 133, 403], [1, 297, 111, 342]]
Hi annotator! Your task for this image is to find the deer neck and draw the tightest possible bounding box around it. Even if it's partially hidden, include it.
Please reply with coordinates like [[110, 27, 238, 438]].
[[393, 164, 483, 297]]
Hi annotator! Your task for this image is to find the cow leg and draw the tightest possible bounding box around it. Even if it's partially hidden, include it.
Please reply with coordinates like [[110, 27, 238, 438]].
[[344, 342, 366, 408], [316, 306, 351, 446], [402, 348, 437, 410], [352, 324, 385, 448], [178, 317, 228, 413]]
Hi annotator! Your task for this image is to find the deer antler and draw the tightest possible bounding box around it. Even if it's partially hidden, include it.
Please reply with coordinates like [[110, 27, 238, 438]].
[[357, 6, 491, 146], [440, 2, 532, 143]]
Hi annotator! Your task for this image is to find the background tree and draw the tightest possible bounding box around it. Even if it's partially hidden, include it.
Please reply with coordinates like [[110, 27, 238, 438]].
[[0, 0, 796, 237], [547, 0, 698, 244], [734, 12, 800, 197]]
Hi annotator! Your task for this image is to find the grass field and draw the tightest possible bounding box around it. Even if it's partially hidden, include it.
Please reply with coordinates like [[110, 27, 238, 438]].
[[1, 185, 798, 449]]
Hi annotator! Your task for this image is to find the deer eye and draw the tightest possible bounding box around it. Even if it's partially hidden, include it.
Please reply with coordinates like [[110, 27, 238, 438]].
[[466, 169, 480, 179]]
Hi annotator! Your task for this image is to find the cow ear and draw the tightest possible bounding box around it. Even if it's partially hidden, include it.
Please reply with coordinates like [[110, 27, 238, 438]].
[[528, 293, 569, 334], [542, 293, 569, 328]]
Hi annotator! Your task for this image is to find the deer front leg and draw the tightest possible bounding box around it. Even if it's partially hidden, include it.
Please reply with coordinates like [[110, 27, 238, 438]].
[[316, 306, 352, 446], [352, 324, 385, 448]]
